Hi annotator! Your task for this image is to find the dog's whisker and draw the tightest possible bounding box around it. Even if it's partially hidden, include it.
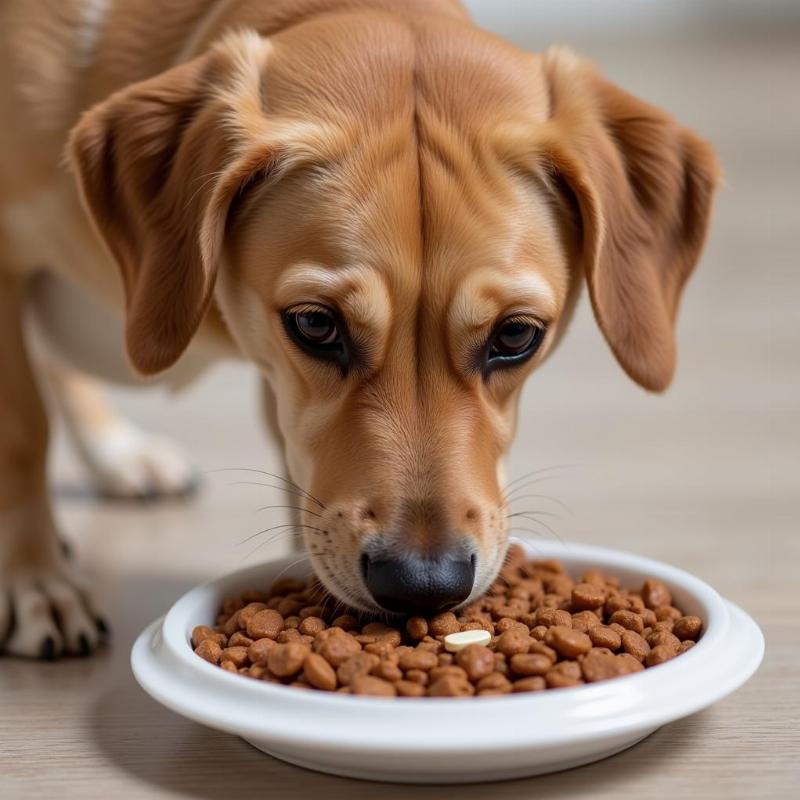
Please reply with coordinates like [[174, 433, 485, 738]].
[[502, 493, 572, 515], [237, 522, 324, 546], [228, 480, 320, 505], [508, 518, 564, 545], [505, 510, 561, 520], [501, 463, 579, 493], [254, 504, 322, 517], [212, 467, 325, 508], [502, 475, 574, 503]]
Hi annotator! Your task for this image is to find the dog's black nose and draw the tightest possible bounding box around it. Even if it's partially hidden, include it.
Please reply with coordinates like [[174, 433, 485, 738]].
[[361, 549, 476, 615]]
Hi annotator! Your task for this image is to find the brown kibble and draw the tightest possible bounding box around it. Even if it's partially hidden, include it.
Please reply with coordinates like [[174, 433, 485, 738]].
[[220, 646, 249, 668], [337, 652, 380, 685], [455, 644, 495, 682], [222, 596, 245, 616], [304, 653, 337, 691], [677, 640, 695, 654], [404, 669, 429, 686], [495, 617, 527, 634], [269, 577, 306, 596], [372, 661, 403, 682], [529, 641, 558, 663], [429, 665, 469, 682], [588, 625, 622, 651], [655, 605, 683, 622], [512, 676, 546, 693], [247, 637, 276, 665], [228, 631, 253, 648], [194, 639, 222, 665], [396, 680, 426, 697], [350, 675, 397, 697], [191, 625, 226, 649], [427, 676, 475, 697], [220, 659, 237, 672], [332, 615, 359, 631], [536, 608, 572, 628], [571, 610, 601, 633], [509, 653, 551, 676], [267, 642, 308, 677], [530, 625, 548, 641], [318, 632, 361, 666], [298, 616, 326, 636], [571, 582, 606, 610], [609, 610, 645, 634], [581, 651, 631, 682], [246, 609, 284, 640], [545, 625, 592, 658], [545, 661, 583, 688], [428, 612, 460, 636], [406, 616, 429, 640], [237, 602, 268, 628], [398, 649, 439, 672], [641, 579, 672, 610], [646, 629, 681, 651], [277, 628, 302, 643], [617, 652, 645, 673], [647, 644, 677, 667], [673, 615, 702, 641], [495, 628, 533, 656], [364, 640, 396, 659], [621, 630, 650, 662], [476, 673, 512, 693], [277, 598, 304, 617]]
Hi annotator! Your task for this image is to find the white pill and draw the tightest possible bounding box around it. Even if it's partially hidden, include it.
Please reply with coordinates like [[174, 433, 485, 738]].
[[443, 629, 492, 652]]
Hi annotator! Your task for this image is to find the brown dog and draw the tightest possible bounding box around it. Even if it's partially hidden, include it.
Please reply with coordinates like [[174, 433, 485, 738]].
[[0, 0, 719, 657]]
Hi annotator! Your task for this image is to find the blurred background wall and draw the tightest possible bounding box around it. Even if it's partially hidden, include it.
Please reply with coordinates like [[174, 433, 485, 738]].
[[51, 3, 799, 614]]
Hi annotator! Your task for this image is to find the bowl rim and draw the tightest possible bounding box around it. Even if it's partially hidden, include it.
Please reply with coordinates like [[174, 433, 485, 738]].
[[132, 538, 764, 754]]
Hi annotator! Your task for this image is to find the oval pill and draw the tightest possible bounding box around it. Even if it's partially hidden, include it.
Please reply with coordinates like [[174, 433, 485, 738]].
[[443, 629, 491, 652]]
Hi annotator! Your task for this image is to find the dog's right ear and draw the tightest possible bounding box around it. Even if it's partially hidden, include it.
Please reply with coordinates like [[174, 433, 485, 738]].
[[68, 31, 328, 375]]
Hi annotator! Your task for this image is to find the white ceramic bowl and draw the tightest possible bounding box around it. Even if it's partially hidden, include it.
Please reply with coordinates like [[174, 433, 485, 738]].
[[131, 539, 763, 783]]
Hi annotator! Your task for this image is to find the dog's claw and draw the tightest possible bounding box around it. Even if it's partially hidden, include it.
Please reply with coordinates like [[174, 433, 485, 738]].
[[39, 636, 56, 661], [77, 633, 91, 657], [95, 616, 110, 638]]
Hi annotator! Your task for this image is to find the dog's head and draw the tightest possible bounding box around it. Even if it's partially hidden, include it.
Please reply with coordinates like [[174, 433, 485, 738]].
[[69, 21, 719, 614]]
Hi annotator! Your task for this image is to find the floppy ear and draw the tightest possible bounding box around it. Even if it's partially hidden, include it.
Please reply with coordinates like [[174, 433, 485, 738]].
[[68, 31, 322, 375], [539, 48, 721, 391]]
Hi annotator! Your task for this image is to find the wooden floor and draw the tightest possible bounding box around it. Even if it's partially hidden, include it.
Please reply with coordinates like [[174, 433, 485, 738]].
[[2, 24, 798, 800]]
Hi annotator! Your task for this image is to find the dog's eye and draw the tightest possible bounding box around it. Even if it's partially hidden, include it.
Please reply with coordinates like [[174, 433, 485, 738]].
[[282, 304, 349, 369], [486, 317, 545, 370]]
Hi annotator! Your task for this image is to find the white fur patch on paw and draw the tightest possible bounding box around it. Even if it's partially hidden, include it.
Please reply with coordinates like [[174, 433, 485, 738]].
[[79, 421, 197, 499]]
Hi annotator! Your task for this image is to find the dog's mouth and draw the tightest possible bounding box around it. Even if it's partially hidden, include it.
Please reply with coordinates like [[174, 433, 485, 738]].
[[306, 531, 510, 618]]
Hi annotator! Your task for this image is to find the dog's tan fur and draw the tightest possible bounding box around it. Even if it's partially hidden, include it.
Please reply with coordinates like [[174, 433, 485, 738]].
[[0, 0, 719, 655]]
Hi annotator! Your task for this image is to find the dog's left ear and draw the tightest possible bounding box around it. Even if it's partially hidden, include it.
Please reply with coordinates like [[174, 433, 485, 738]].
[[538, 48, 721, 391], [68, 31, 328, 375]]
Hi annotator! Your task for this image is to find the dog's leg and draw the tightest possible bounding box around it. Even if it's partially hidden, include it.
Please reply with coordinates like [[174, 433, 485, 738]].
[[42, 359, 198, 500], [0, 273, 104, 658]]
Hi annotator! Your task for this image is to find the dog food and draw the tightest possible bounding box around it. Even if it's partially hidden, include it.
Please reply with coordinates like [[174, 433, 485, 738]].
[[191, 544, 702, 697]]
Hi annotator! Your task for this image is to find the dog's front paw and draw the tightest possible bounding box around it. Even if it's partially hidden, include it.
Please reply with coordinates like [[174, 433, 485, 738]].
[[1, 568, 107, 659], [1, 503, 108, 659], [78, 421, 198, 500]]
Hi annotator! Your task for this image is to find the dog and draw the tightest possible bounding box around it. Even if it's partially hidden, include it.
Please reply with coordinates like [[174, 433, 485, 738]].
[[0, 0, 719, 658]]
